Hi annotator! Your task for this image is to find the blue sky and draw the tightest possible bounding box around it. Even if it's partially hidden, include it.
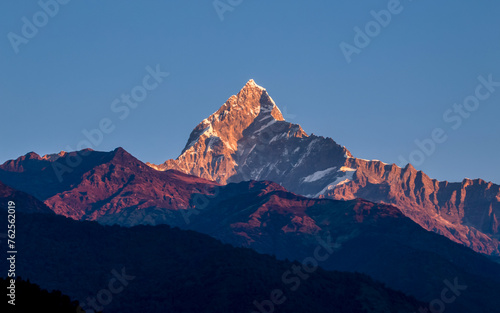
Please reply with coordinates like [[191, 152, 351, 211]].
[[1, 0, 499, 183]]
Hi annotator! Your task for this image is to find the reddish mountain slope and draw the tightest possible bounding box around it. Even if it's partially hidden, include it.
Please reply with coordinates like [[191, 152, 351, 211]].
[[0, 148, 217, 224], [330, 158, 500, 254]]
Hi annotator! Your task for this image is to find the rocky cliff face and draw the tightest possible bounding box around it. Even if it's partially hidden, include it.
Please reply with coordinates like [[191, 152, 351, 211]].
[[151, 79, 500, 256], [148, 79, 321, 183], [332, 158, 500, 255], [151, 79, 351, 196]]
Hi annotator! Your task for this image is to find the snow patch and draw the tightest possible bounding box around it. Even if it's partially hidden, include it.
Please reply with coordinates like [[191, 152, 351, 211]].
[[356, 158, 388, 165], [252, 167, 265, 180], [339, 166, 356, 172], [303, 167, 338, 183], [269, 133, 287, 143], [295, 139, 319, 167], [313, 169, 356, 198], [254, 119, 277, 134], [246, 79, 266, 90], [248, 144, 257, 155]]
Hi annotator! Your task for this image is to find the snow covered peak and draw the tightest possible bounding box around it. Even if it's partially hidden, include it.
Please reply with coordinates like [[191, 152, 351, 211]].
[[244, 79, 265, 90], [177, 80, 275, 155], [153, 79, 320, 183], [202, 80, 284, 129]]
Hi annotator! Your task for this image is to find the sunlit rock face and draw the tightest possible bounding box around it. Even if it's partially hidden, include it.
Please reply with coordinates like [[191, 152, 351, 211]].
[[152, 79, 500, 256]]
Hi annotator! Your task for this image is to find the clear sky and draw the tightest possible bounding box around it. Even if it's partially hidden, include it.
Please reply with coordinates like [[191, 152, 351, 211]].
[[1, 1, 499, 183]]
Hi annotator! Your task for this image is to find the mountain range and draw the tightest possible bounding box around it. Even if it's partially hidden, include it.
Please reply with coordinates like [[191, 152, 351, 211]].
[[149, 79, 500, 257], [1, 147, 500, 312], [2, 79, 500, 312]]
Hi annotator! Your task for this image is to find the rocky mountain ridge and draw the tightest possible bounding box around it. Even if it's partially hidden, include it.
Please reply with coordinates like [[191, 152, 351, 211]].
[[150, 79, 500, 256]]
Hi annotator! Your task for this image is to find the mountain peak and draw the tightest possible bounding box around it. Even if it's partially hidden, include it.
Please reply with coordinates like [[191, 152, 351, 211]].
[[177, 80, 286, 156], [243, 79, 265, 90], [110, 147, 142, 166], [113, 146, 128, 155], [25, 151, 41, 160], [231, 79, 284, 121], [41, 151, 68, 161], [155, 79, 337, 184]]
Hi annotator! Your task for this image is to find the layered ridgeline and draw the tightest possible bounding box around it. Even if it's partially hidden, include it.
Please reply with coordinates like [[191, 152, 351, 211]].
[[1, 212, 424, 313], [2, 149, 500, 312], [0, 180, 53, 214], [0, 148, 218, 225], [149, 80, 500, 256]]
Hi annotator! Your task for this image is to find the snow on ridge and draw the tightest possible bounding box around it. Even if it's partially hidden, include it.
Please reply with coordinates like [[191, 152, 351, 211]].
[[269, 133, 287, 143], [246, 79, 266, 90], [183, 124, 236, 153], [185, 125, 213, 151], [254, 119, 277, 134], [356, 158, 388, 165], [313, 170, 356, 198], [339, 166, 356, 172], [295, 139, 319, 168], [302, 167, 338, 183], [257, 114, 274, 122], [260, 106, 272, 113], [260, 103, 276, 113]]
